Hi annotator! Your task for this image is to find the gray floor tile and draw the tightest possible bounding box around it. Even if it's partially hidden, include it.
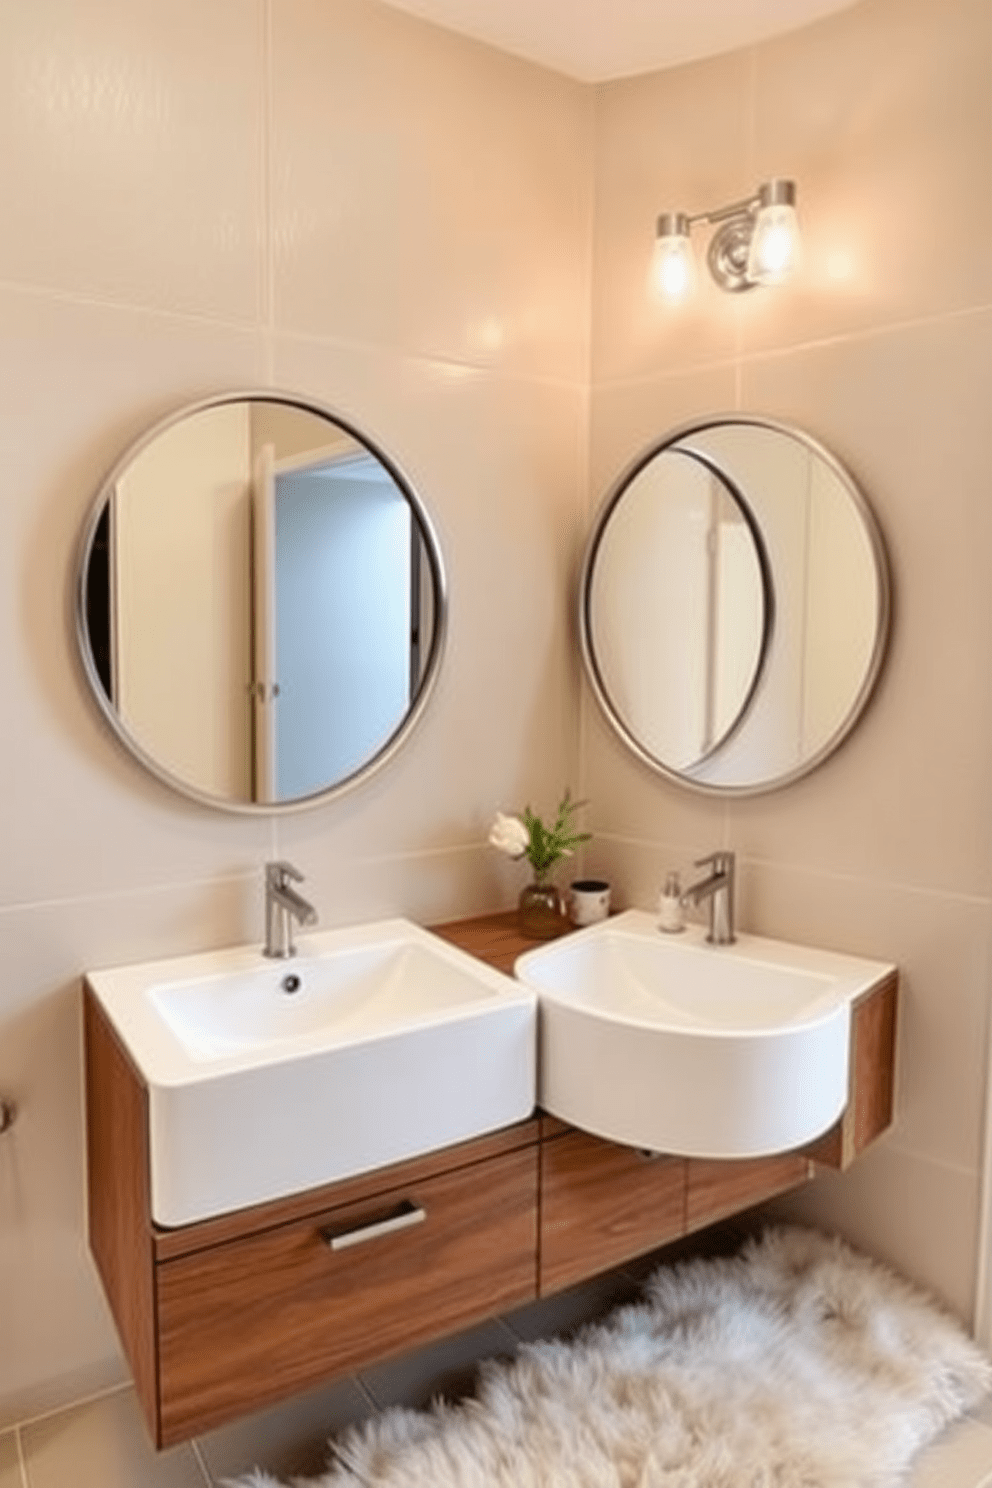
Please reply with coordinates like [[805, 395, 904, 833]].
[[620, 1221, 758, 1285], [501, 1270, 639, 1344], [21, 1389, 205, 1488], [907, 1415, 992, 1487], [196, 1377, 372, 1485], [0, 1432, 23, 1488], [357, 1318, 516, 1411]]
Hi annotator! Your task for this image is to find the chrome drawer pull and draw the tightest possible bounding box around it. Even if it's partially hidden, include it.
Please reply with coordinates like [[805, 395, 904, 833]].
[[322, 1200, 427, 1252]]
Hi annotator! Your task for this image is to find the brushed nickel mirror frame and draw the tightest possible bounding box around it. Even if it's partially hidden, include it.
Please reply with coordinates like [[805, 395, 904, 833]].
[[75, 389, 448, 815]]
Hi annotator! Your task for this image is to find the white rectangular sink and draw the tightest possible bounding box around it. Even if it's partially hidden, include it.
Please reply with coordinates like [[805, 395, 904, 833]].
[[86, 919, 536, 1228]]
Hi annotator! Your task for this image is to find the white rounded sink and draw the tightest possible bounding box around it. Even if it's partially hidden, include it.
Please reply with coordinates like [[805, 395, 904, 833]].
[[516, 910, 894, 1160], [86, 919, 536, 1228]]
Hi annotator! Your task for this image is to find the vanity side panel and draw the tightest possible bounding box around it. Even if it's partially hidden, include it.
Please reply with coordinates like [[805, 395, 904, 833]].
[[83, 984, 160, 1438], [849, 971, 898, 1152], [805, 972, 898, 1169], [156, 1145, 538, 1443], [540, 1130, 685, 1294]]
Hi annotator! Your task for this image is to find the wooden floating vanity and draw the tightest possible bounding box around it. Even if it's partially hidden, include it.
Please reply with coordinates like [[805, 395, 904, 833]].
[[84, 911, 897, 1448]]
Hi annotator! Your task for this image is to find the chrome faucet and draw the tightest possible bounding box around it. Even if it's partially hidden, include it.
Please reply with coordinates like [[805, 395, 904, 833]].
[[680, 850, 736, 945], [263, 861, 318, 958]]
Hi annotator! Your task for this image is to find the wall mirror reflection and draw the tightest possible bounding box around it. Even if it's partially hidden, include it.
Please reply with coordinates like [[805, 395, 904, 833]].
[[76, 393, 447, 813], [588, 449, 772, 771], [581, 416, 890, 795]]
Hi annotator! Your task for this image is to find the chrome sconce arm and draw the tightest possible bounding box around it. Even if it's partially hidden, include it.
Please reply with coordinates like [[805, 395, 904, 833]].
[[654, 179, 800, 297]]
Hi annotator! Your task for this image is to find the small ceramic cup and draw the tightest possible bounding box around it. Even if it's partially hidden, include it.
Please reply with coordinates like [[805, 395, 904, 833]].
[[568, 879, 611, 927]]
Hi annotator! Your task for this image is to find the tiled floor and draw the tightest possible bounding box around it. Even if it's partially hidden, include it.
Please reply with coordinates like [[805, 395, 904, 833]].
[[4, 1267, 992, 1488]]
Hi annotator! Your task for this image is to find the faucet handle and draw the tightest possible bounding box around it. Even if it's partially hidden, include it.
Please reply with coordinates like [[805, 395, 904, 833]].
[[266, 860, 305, 889], [693, 849, 735, 873]]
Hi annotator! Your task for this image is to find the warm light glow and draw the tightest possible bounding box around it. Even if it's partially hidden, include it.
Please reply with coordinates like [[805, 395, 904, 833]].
[[653, 182, 799, 297], [653, 219, 695, 300], [747, 199, 801, 285]]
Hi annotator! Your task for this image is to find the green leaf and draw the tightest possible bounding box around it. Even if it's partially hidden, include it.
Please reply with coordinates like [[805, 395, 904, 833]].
[[520, 789, 591, 881]]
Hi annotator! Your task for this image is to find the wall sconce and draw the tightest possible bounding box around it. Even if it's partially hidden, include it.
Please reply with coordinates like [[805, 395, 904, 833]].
[[653, 179, 800, 299]]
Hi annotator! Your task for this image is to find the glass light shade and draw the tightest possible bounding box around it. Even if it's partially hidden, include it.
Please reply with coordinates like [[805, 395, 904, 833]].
[[746, 181, 800, 285], [653, 213, 695, 300]]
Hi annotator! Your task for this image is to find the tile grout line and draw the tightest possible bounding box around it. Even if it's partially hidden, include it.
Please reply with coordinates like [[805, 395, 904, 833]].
[[189, 1436, 215, 1487], [13, 1425, 28, 1488], [0, 277, 590, 394], [0, 871, 260, 920], [590, 830, 992, 909], [260, 0, 275, 379], [8, 1379, 132, 1435], [0, 839, 510, 920], [352, 1375, 383, 1416], [590, 298, 992, 396]]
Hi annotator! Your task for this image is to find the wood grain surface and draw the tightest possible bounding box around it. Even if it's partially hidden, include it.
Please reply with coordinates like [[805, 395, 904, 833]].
[[156, 1146, 538, 1443], [540, 1129, 685, 1294], [82, 910, 898, 1448], [154, 1117, 541, 1261], [430, 909, 567, 974], [804, 972, 898, 1169], [84, 986, 159, 1435], [685, 1153, 813, 1232]]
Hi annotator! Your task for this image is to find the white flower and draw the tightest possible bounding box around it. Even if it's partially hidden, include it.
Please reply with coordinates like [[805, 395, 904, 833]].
[[488, 812, 530, 859]]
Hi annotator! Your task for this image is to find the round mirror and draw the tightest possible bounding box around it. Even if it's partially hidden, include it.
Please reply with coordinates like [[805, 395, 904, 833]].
[[581, 416, 890, 795], [76, 392, 447, 813]]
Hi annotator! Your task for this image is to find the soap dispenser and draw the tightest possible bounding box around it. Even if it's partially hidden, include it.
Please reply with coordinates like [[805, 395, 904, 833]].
[[657, 872, 684, 933]]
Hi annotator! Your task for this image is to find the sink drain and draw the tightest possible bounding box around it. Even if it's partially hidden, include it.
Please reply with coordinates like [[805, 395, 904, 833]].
[[281, 973, 302, 994]]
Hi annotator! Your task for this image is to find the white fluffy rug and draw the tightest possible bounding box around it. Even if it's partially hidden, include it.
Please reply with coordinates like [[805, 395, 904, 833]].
[[234, 1227, 992, 1488]]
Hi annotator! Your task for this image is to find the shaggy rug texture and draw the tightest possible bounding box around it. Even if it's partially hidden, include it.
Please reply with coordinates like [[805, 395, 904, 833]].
[[233, 1227, 992, 1488]]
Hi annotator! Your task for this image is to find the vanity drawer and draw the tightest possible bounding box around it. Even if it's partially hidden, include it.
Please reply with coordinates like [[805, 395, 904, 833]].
[[685, 1153, 813, 1232], [540, 1130, 685, 1294], [156, 1145, 538, 1445]]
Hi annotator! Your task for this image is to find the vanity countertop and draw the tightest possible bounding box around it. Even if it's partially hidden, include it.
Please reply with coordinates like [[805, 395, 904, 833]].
[[430, 908, 570, 975]]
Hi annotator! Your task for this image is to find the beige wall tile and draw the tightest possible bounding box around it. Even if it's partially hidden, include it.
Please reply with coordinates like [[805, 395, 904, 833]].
[[571, 791, 725, 916], [730, 311, 992, 896], [743, 0, 992, 354], [739, 859, 992, 1177], [590, 48, 749, 380], [763, 1139, 981, 1325], [0, 287, 270, 908], [0, 1433, 22, 1488], [580, 662, 728, 856], [0, 0, 263, 320], [271, 0, 593, 379], [588, 362, 739, 497], [268, 844, 522, 932], [20, 1389, 204, 1488]]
